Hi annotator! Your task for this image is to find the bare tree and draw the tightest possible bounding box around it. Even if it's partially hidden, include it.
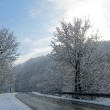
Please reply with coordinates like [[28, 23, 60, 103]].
[[51, 18, 101, 92]]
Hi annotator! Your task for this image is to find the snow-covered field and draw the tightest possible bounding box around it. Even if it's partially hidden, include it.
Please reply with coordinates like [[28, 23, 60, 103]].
[[33, 92, 110, 107], [0, 93, 32, 110]]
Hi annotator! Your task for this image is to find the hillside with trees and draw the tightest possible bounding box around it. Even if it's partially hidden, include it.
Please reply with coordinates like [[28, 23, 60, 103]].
[[14, 56, 64, 92], [14, 18, 110, 94], [1, 18, 110, 94]]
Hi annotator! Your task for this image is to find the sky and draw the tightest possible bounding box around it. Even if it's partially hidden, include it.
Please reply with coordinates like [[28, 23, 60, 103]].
[[0, 0, 110, 64]]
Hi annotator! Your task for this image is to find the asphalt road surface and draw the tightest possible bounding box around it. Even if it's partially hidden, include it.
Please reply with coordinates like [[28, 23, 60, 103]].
[[16, 93, 106, 110]]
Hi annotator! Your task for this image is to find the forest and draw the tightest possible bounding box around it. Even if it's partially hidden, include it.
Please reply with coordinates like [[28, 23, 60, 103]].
[[1, 18, 110, 94], [14, 40, 110, 93]]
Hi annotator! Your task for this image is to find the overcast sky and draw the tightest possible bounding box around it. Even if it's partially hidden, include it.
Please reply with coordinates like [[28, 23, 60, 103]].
[[0, 0, 110, 64]]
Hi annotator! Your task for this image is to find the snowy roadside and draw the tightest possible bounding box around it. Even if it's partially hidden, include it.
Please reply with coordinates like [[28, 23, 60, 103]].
[[0, 93, 32, 110], [32, 92, 110, 107]]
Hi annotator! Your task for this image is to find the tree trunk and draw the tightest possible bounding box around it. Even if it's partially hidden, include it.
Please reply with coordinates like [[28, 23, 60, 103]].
[[0, 83, 3, 93], [74, 60, 81, 92], [75, 72, 78, 92]]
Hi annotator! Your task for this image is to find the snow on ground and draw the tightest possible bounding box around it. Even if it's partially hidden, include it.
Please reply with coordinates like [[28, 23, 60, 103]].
[[33, 92, 110, 106], [32, 92, 71, 99], [0, 93, 32, 110]]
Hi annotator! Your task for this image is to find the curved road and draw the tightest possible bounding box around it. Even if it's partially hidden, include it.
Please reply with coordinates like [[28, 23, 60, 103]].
[[0, 93, 32, 110], [16, 93, 95, 110]]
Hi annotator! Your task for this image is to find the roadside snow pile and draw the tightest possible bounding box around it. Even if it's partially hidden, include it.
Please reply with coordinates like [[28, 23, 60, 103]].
[[32, 92, 72, 99], [94, 98, 110, 105], [32, 92, 110, 106]]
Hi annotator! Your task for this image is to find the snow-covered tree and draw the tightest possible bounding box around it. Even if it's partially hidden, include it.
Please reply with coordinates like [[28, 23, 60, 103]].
[[50, 18, 102, 92], [0, 27, 18, 92]]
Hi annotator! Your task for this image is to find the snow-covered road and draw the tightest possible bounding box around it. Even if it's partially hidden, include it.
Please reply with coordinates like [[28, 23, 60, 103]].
[[0, 93, 32, 110]]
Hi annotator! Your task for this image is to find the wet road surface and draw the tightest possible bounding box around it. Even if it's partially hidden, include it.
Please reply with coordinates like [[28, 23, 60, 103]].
[[16, 93, 110, 110]]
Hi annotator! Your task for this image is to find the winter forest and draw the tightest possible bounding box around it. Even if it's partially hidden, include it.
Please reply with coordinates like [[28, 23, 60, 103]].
[[1, 18, 110, 94]]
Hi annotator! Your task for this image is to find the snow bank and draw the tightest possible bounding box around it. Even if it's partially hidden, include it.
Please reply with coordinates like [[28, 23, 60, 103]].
[[32, 92, 72, 99], [32, 92, 110, 106]]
